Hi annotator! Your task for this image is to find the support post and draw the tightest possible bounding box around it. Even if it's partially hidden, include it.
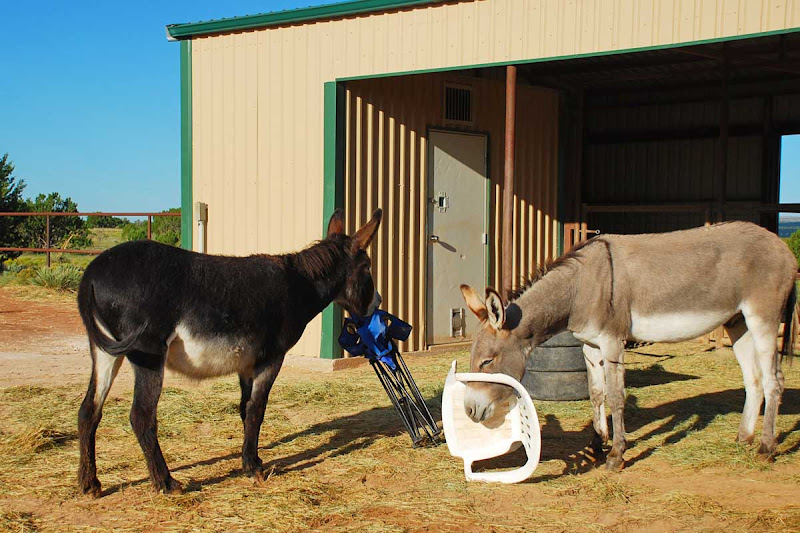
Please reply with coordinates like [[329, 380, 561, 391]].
[[502, 65, 517, 297], [45, 214, 51, 268], [147, 215, 152, 240]]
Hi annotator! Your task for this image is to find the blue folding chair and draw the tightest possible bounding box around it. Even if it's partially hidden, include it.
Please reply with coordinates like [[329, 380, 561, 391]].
[[339, 310, 442, 447]]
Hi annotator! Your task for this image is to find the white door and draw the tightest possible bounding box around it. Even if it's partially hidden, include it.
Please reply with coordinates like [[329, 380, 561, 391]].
[[426, 130, 488, 345]]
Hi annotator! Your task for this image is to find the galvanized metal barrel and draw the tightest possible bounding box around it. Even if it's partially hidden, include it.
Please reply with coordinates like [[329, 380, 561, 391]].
[[522, 331, 589, 401]]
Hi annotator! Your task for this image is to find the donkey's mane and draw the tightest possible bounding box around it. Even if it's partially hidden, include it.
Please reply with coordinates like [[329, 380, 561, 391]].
[[507, 236, 599, 302], [285, 238, 346, 280]]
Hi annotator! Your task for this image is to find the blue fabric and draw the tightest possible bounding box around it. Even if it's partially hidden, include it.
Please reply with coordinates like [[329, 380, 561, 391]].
[[338, 310, 412, 371]]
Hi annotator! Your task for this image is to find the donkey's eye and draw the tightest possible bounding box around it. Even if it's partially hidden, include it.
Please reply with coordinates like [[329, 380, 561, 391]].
[[479, 358, 493, 369]]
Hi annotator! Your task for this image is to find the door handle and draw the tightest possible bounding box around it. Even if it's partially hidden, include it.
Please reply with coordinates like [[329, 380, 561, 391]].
[[429, 235, 440, 243]]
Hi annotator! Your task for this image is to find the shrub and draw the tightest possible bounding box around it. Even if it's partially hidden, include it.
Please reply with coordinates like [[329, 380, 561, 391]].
[[28, 265, 83, 292], [121, 222, 147, 241], [788, 230, 800, 268]]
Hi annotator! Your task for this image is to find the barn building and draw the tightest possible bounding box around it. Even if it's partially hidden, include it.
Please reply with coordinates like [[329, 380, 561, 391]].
[[167, 0, 800, 359]]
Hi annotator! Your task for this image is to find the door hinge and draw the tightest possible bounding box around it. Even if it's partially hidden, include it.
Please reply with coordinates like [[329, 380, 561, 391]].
[[481, 233, 488, 244]]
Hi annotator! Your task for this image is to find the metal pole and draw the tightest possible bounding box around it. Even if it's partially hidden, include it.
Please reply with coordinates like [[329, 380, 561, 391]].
[[46, 215, 51, 268], [502, 65, 517, 297]]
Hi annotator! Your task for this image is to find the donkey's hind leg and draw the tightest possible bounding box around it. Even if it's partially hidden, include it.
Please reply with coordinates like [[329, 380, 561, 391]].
[[742, 308, 785, 456], [78, 344, 124, 497], [128, 353, 183, 494], [583, 344, 608, 455], [602, 339, 627, 471], [725, 317, 763, 446]]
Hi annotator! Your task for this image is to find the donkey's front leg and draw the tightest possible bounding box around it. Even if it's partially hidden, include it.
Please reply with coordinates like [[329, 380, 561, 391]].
[[129, 354, 183, 494], [603, 340, 627, 470], [583, 344, 608, 456], [242, 353, 286, 480]]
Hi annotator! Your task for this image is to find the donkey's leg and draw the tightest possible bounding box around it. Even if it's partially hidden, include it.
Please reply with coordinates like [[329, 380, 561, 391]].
[[744, 311, 785, 456], [239, 375, 253, 423], [128, 354, 182, 494], [78, 345, 124, 497], [241, 353, 286, 480], [603, 340, 627, 470], [725, 318, 763, 445], [583, 343, 608, 454]]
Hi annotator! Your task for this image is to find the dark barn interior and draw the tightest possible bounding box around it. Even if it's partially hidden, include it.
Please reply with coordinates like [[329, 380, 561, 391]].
[[474, 32, 800, 245]]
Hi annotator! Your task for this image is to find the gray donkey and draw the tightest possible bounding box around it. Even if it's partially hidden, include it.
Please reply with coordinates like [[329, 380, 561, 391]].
[[460, 221, 797, 470]]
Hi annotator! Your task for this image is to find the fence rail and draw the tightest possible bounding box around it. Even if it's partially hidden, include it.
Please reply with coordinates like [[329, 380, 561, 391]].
[[0, 211, 181, 267]]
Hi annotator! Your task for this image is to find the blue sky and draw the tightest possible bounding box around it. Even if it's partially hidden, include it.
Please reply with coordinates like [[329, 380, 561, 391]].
[[1, 1, 309, 213], [1, 1, 798, 213]]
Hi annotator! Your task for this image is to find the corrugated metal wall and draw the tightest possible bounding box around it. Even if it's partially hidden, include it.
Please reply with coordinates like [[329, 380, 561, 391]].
[[584, 96, 800, 234], [189, 0, 800, 355], [343, 74, 559, 351]]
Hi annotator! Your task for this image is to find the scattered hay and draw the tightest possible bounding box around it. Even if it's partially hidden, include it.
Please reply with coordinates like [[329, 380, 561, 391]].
[[0, 509, 38, 533], [0, 343, 797, 531]]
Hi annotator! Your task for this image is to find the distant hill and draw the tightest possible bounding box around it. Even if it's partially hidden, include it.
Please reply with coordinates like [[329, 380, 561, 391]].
[[779, 217, 800, 237]]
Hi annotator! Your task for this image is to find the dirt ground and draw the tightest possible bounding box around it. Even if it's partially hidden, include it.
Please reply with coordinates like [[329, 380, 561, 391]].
[[1, 287, 800, 532]]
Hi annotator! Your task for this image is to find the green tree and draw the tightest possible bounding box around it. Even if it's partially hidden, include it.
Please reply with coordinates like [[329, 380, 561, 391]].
[[788, 230, 800, 268], [23, 193, 92, 249], [86, 214, 128, 228], [121, 208, 180, 246], [152, 208, 181, 246], [121, 221, 147, 241], [0, 153, 28, 262]]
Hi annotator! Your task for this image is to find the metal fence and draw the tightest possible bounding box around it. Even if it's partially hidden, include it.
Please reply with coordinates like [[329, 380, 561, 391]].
[[0, 211, 181, 267]]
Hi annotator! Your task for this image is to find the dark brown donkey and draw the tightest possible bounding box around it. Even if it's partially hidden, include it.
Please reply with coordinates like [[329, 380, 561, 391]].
[[460, 221, 797, 470], [77, 209, 382, 496]]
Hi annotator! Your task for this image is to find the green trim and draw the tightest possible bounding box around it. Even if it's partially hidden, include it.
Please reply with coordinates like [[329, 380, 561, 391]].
[[320, 82, 346, 359], [180, 40, 193, 251], [337, 27, 800, 82], [167, 0, 441, 40]]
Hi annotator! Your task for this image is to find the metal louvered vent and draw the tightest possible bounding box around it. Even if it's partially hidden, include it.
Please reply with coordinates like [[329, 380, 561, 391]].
[[444, 85, 473, 124]]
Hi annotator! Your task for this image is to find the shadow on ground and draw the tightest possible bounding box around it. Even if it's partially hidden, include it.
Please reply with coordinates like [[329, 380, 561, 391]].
[[100, 370, 800, 495]]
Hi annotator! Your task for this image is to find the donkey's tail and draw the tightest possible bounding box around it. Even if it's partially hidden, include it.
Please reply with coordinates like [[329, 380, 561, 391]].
[[781, 281, 797, 362], [79, 283, 148, 356]]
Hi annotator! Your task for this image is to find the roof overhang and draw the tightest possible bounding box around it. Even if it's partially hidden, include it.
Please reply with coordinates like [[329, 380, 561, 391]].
[[166, 0, 441, 41]]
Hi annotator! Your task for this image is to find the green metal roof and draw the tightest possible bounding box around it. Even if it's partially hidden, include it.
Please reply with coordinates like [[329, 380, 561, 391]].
[[166, 0, 441, 40]]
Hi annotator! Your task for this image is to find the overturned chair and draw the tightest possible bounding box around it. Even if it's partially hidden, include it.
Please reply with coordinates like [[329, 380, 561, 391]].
[[442, 361, 541, 483]]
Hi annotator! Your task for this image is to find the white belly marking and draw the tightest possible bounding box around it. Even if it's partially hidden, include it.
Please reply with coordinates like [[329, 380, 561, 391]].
[[166, 324, 254, 379], [629, 311, 731, 343]]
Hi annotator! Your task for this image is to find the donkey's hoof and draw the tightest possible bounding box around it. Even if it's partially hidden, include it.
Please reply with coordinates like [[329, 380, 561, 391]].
[[250, 463, 281, 484], [79, 478, 102, 499], [757, 442, 777, 460], [166, 478, 184, 495], [155, 477, 184, 495], [736, 433, 754, 445], [605, 456, 624, 471]]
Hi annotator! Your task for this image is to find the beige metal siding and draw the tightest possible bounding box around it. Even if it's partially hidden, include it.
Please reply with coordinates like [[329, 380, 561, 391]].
[[343, 74, 559, 352], [189, 0, 800, 355]]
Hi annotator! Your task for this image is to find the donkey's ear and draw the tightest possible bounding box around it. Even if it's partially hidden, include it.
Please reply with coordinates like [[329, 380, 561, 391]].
[[351, 208, 382, 251], [327, 209, 345, 237], [484, 288, 506, 330], [460, 284, 488, 322]]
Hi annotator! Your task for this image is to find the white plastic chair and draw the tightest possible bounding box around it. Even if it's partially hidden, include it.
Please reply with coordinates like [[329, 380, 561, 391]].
[[442, 360, 541, 483]]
